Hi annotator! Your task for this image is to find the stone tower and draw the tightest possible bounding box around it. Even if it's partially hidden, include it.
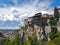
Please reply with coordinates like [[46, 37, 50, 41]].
[[54, 7, 59, 21]]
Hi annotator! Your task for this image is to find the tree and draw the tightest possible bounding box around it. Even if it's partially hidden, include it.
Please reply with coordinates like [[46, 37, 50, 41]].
[[21, 25, 28, 31], [4, 38, 10, 45], [22, 40, 31, 45], [49, 17, 57, 26], [49, 17, 58, 40], [28, 33, 39, 45], [46, 41, 57, 45], [14, 30, 20, 45]]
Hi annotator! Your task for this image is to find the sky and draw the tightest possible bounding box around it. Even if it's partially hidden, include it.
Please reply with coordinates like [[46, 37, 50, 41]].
[[0, 0, 60, 29]]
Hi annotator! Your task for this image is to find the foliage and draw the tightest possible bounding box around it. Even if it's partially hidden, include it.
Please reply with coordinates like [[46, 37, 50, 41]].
[[21, 25, 28, 31], [51, 27, 57, 34], [46, 41, 57, 45], [49, 17, 57, 26], [52, 37, 60, 45], [49, 32, 55, 40], [22, 40, 31, 45], [55, 32, 60, 37], [21, 26, 25, 30], [49, 27, 58, 40], [28, 33, 39, 45], [49, 17, 58, 40], [4, 38, 10, 45]]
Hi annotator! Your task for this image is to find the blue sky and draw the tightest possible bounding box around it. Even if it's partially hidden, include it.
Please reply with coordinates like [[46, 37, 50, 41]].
[[0, 0, 60, 29], [0, 0, 60, 7]]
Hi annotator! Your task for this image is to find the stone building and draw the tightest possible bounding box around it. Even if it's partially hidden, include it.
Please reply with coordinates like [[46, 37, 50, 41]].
[[27, 17, 33, 31], [26, 13, 49, 40], [54, 7, 60, 31], [24, 19, 28, 26], [54, 7, 60, 21], [23, 7, 60, 41]]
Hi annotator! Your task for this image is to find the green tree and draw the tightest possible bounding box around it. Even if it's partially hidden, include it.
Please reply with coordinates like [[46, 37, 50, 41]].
[[4, 38, 10, 45], [49, 17, 57, 40], [49, 17, 57, 26], [46, 41, 57, 45], [21, 25, 28, 31], [14, 30, 20, 45], [28, 33, 39, 45], [22, 40, 31, 45]]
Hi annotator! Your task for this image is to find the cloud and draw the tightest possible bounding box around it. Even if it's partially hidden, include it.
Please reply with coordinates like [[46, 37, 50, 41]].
[[0, 0, 52, 21], [0, 0, 55, 29], [0, 0, 54, 21]]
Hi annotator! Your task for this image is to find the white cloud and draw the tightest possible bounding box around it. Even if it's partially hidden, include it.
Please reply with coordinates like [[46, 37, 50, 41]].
[[0, 0, 53, 21], [0, 0, 55, 29]]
